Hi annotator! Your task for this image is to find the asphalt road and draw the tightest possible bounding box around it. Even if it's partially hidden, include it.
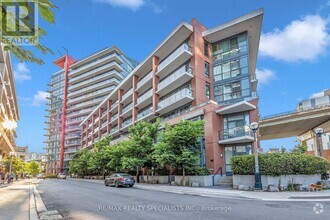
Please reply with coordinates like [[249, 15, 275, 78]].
[[37, 179, 330, 220]]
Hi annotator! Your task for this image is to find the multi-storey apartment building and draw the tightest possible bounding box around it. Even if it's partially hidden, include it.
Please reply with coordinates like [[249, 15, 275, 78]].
[[0, 44, 20, 161], [45, 47, 137, 174], [298, 89, 330, 160], [81, 9, 263, 176]]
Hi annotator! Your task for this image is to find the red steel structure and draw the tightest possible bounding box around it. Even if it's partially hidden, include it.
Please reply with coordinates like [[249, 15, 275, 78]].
[[54, 55, 76, 173]]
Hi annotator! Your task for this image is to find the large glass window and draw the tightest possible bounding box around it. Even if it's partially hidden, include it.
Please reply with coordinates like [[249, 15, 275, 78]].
[[213, 55, 248, 82], [214, 77, 250, 104], [206, 82, 210, 99], [213, 33, 247, 62], [205, 62, 210, 78]]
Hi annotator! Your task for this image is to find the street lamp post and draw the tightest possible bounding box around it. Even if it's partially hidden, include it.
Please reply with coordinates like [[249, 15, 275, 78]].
[[250, 122, 262, 190], [314, 128, 324, 157]]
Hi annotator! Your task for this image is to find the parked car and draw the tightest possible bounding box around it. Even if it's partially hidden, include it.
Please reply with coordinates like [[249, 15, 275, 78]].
[[57, 173, 67, 179], [104, 173, 135, 187], [37, 173, 45, 179]]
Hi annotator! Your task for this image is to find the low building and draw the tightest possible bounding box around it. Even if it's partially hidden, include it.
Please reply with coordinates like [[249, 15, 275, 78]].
[[267, 148, 280, 154], [15, 146, 28, 161]]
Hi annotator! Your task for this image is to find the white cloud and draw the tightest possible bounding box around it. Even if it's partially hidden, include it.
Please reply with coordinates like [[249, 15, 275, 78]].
[[14, 63, 31, 81], [309, 89, 327, 99], [32, 91, 49, 107], [94, 0, 145, 11], [151, 3, 162, 14], [260, 15, 330, 62], [256, 68, 276, 85]]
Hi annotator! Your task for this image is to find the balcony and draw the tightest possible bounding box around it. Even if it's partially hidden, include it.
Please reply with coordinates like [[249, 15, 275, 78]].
[[110, 100, 119, 113], [157, 43, 192, 79], [110, 114, 118, 125], [157, 66, 193, 96], [137, 107, 154, 122], [94, 126, 100, 134], [110, 126, 119, 136], [121, 102, 133, 118], [101, 133, 108, 140], [65, 125, 80, 132], [67, 107, 94, 118], [218, 126, 254, 144], [64, 148, 77, 154], [251, 74, 258, 92], [157, 88, 193, 115], [65, 141, 81, 147], [69, 70, 122, 91], [101, 110, 108, 119], [136, 71, 153, 94], [100, 120, 108, 131], [121, 118, 132, 131], [68, 79, 118, 98], [67, 96, 105, 111], [121, 88, 133, 104], [136, 89, 153, 109], [69, 54, 121, 77], [68, 87, 113, 104], [216, 101, 256, 115]]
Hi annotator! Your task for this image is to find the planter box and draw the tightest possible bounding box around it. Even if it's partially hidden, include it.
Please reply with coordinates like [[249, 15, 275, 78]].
[[233, 174, 321, 190], [174, 175, 213, 187], [139, 175, 170, 184]]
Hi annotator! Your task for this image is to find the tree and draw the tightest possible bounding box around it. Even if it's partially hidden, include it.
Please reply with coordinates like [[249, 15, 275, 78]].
[[291, 144, 308, 154], [152, 120, 204, 185], [3, 156, 26, 175], [0, 0, 56, 64], [69, 149, 92, 176], [26, 161, 41, 176], [124, 119, 161, 174]]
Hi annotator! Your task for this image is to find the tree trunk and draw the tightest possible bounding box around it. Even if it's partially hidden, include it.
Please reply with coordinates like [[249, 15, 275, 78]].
[[183, 167, 185, 186]]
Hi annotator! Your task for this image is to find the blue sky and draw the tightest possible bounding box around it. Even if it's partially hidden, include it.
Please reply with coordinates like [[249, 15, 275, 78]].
[[12, 0, 330, 153]]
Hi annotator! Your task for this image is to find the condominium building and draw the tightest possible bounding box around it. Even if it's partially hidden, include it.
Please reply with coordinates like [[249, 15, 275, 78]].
[[81, 9, 263, 176], [44, 47, 137, 174], [0, 44, 20, 161], [297, 89, 330, 160]]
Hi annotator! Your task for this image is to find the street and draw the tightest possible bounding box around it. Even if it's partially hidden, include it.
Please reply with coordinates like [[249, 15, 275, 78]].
[[37, 179, 330, 220]]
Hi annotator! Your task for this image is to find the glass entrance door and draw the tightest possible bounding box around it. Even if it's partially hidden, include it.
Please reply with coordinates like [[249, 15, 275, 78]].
[[224, 144, 252, 176]]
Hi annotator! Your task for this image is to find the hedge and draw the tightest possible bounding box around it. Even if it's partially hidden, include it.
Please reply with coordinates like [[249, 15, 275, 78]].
[[231, 153, 330, 176]]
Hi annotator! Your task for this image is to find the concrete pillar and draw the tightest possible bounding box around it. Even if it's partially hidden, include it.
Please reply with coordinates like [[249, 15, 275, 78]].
[[132, 75, 139, 124], [152, 56, 159, 114]]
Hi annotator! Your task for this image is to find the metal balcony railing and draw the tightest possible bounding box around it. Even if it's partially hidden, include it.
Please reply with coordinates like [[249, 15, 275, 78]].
[[69, 80, 118, 97], [218, 126, 253, 140], [122, 87, 133, 101], [121, 118, 132, 128], [158, 66, 192, 91], [122, 102, 133, 115], [67, 97, 105, 110], [158, 43, 191, 71], [158, 88, 192, 109], [111, 114, 118, 122], [68, 87, 113, 103]]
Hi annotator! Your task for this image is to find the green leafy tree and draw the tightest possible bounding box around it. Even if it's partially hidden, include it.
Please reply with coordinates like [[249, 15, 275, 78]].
[[26, 161, 41, 176], [291, 144, 308, 154], [0, 0, 56, 64], [3, 156, 26, 176], [69, 149, 92, 176], [152, 120, 204, 184]]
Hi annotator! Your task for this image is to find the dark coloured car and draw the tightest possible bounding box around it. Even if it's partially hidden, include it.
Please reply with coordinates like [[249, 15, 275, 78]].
[[104, 173, 135, 187]]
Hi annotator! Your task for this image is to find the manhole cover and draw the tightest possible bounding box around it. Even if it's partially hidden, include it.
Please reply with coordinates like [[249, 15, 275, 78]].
[[265, 204, 289, 208]]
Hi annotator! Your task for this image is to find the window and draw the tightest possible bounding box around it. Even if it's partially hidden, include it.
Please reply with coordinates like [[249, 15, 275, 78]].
[[205, 62, 210, 78], [213, 55, 248, 82], [206, 82, 210, 99], [204, 40, 209, 56]]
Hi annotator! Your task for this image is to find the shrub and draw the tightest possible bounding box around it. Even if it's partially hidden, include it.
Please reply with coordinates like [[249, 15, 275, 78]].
[[45, 174, 57, 178], [231, 153, 330, 176]]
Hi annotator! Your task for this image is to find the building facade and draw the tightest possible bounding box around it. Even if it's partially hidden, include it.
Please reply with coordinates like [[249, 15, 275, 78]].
[[0, 44, 20, 161], [45, 47, 137, 174], [81, 10, 263, 176], [15, 146, 28, 161], [298, 89, 330, 160]]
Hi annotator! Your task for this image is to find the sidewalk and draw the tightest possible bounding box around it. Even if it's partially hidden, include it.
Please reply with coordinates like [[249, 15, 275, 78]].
[[71, 178, 330, 201]]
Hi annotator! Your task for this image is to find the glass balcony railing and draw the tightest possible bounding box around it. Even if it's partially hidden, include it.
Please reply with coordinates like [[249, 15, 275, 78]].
[[65, 141, 81, 146], [68, 87, 113, 103], [122, 102, 133, 115], [137, 107, 153, 121], [137, 89, 153, 105], [111, 100, 119, 111], [69, 53, 118, 76], [94, 127, 99, 133], [158, 88, 192, 109], [101, 133, 107, 139], [218, 126, 253, 140], [69, 70, 120, 90], [136, 71, 153, 89], [69, 80, 118, 97], [122, 88, 133, 101], [101, 110, 108, 118], [158, 66, 192, 91], [110, 114, 118, 122], [158, 43, 191, 71], [121, 118, 132, 128], [68, 96, 105, 110], [110, 127, 118, 134]]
